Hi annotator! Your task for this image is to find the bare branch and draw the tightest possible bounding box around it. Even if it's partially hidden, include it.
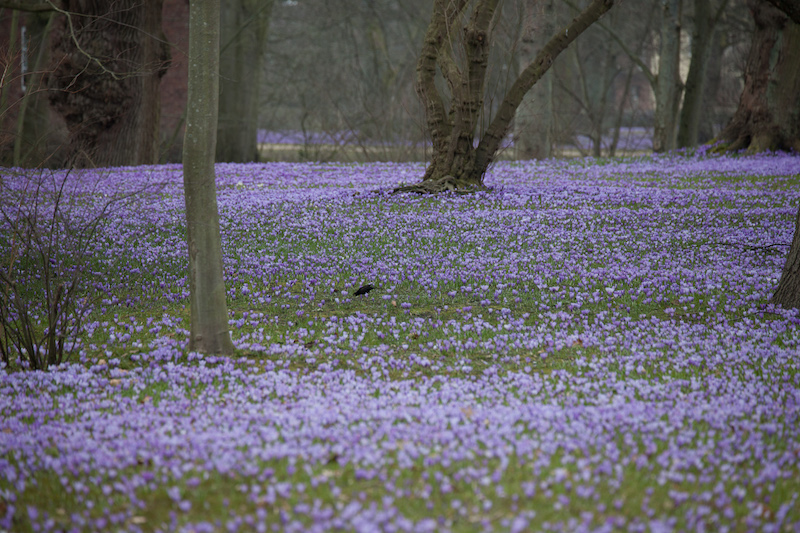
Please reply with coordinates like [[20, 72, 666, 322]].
[[474, 0, 615, 177], [564, 0, 656, 89]]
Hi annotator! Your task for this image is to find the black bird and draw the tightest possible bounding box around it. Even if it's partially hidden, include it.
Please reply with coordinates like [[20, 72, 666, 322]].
[[353, 284, 375, 296]]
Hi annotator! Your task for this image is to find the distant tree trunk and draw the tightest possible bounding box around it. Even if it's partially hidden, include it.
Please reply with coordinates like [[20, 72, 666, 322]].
[[697, 29, 724, 143], [183, 0, 234, 355], [400, 0, 614, 193], [653, 0, 683, 152], [607, 64, 633, 157], [13, 11, 59, 167], [716, 0, 800, 152], [0, 10, 20, 122], [216, 0, 272, 163], [515, 0, 555, 160], [47, 1, 170, 167], [677, 0, 728, 148]]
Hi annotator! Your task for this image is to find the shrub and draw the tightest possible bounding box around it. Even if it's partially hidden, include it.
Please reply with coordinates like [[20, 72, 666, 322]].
[[0, 169, 134, 370]]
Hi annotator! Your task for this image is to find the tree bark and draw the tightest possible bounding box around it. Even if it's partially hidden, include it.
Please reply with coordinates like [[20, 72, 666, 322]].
[[772, 202, 800, 309], [653, 0, 683, 152], [716, 0, 800, 152], [398, 0, 614, 193], [677, 0, 724, 148], [756, 0, 800, 310], [216, 0, 272, 163], [46, 0, 170, 167], [514, 1, 555, 160], [183, 0, 234, 355]]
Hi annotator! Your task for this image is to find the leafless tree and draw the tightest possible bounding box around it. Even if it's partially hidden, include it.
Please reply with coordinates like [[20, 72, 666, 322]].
[[395, 0, 614, 193], [182, 0, 234, 355]]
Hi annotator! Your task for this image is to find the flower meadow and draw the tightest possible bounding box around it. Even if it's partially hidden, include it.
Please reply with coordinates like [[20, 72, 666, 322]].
[[1, 153, 800, 532]]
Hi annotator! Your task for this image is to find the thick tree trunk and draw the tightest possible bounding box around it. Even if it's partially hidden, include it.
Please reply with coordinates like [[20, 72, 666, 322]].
[[47, 0, 170, 167], [515, 0, 555, 160], [216, 0, 272, 163], [183, 0, 234, 355], [716, 0, 800, 152], [653, 0, 683, 152], [772, 203, 800, 309], [677, 0, 721, 148], [697, 30, 724, 143], [398, 0, 614, 193]]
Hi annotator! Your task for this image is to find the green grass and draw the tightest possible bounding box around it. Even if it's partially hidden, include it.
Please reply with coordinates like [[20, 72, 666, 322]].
[[2, 158, 799, 531]]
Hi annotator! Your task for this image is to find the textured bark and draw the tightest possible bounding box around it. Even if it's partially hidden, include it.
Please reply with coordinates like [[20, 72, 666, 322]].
[[414, 0, 494, 185], [716, 0, 800, 152], [653, 0, 683, 152], [515, 0, 555, 160], [216, 0, 272, 163], [46, 0, 169, 167], [404, 0, 614, 192], [772, 203, 800, 309], [183, 0, 234, 355]]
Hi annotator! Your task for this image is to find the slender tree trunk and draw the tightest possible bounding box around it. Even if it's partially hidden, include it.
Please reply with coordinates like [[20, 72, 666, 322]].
[[608, 64, 635, 156], [47, 0, 170, 167], [216, 0, 272, 163], [717, 0, 800, 152], [0, 10, 20, 121], [515, 0, 555, 160], [183, 0, 234, 355], [653, 0, 683, 152]]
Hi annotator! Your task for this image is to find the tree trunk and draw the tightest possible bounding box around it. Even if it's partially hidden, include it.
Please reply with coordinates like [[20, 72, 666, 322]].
[[401, 0, 614, 193], [772, 202, 800, 309], [716, 0, 800, 152], [653, 0, 683, 152], [697, 29, 724, 143], [47, 0, 170, 167], [216, 0, 272, 163], [677, 0, 720, 148], [183, 0, 234, 355], [515, 0, 555, 160], [13, 11, 60, 167]]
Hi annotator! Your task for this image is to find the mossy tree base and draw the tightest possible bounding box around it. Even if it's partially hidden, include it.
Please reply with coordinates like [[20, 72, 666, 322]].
[[393, 175, 489, 195]]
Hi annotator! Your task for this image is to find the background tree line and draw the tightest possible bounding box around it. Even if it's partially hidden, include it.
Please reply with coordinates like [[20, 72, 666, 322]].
[[1, 0, 799, 346], [1, 0, 797, 170]]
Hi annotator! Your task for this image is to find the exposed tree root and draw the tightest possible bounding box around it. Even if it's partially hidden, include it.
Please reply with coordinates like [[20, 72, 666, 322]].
[[391, 175, 489, 195]]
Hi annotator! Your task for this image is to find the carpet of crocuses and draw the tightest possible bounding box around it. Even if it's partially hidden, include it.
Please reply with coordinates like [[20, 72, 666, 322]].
[[2, 152, 800, 532]]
